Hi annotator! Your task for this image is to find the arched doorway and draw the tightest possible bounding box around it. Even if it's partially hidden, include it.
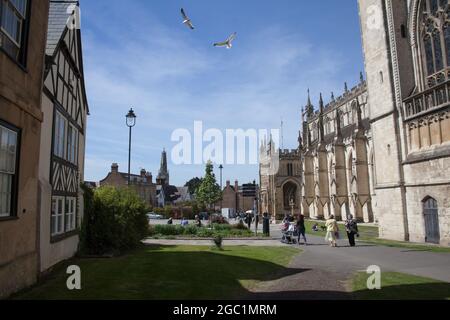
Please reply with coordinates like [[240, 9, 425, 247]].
[[423, 197, 440, 244], [283, 181, 298, 210]]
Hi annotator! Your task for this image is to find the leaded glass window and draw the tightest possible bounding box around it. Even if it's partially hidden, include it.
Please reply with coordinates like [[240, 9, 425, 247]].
[[421, 0, 450, 86]]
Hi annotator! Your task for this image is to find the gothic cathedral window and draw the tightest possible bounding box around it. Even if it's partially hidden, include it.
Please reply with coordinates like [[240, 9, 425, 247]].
[[421, 0, 450, 87]]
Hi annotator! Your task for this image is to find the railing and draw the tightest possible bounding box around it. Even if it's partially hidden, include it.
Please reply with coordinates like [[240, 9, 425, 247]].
[[404, 80, 450, 121]]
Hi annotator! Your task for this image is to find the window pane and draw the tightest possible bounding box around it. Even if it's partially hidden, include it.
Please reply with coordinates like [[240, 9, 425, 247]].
[[10, 0, 27, 17], [424, 36, 435, 75], [0, 173, 12, 216], [445, 26, 450, 67], [1, 2, 21, 43], [433, 31, 444, 72], [430, 0, 438, 15], [51, 198, 57, 234]]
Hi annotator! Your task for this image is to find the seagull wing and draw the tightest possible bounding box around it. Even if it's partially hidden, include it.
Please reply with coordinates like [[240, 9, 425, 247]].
[[214, 40, 228, 47], [181, 8, 189, 20], [227, 32, 237, 42]]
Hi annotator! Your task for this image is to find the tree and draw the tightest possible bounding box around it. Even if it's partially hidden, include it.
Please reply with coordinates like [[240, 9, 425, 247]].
[[195, 161, 222, 210], [185, 177, 203, 196]]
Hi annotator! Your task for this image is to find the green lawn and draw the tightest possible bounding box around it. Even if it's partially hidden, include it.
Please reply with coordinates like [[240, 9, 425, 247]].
[[304, 219, 378, 240], [14, 245, 301, 300], [352, 272, 450, 300], [304, 219, 450, 253]]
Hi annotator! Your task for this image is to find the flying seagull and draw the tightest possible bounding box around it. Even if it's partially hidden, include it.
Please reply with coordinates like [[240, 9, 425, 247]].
[[181, 8, 194, 30], [214, 32, 237, 49]]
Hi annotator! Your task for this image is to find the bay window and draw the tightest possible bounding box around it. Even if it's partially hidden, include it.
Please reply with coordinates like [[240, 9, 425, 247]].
[[54, 111, 79, 165], [54, 111, 67, 159], [67, 124, 78, 165]]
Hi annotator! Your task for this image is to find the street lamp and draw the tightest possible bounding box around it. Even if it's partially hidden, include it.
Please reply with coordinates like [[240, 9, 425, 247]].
[[219, 165, 223, 212], [126, 108, 137, 186]]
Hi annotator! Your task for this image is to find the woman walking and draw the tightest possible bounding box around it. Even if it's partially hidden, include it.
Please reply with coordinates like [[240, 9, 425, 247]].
[[344, 215, 359, 247], [325, 215, 339, 247], [296, 215, 307, 245]]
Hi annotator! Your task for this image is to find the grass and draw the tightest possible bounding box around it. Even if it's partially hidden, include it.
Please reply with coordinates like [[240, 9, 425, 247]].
[[352, 272, 450, 300], [14, 245, 301, 300], [304, 219, 450, 253], [304, 219, 378, 240]]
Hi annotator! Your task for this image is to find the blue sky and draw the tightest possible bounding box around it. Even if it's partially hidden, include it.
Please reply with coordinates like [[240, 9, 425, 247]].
[[81, 0, 365, 186]]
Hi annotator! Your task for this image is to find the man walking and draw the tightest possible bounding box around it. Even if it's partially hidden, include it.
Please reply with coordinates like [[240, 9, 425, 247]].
[[344, 215, 359, 247]]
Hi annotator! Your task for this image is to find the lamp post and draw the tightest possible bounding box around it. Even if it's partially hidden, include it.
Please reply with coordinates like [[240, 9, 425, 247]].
[[126, 108, 137, 186], [219, 164, 223, 212]]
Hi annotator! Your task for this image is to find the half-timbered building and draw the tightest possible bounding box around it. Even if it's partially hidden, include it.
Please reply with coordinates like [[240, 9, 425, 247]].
[[39, 0, 89, 272]]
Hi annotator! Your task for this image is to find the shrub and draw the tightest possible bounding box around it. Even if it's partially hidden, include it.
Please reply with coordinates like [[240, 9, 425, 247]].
[[213, 235, 223, 249], [212, 224, 232, 231], [211, 215, 229, 225], [153, 224, 184, 236], [235, 221, 249, 230], [79, 186, 148, 255], [197, 228, 215, 238], [184, 224, 199, 236]]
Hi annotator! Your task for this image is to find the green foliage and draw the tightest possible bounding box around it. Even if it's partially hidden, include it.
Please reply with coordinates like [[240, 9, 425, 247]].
[[185, 177, 203, 196], [148, 223, 252, 238], [212, 224, 232, 231], [79, 186, 148, 255], [195, 161, 222, 209], [213, 235, 223, 249], [164, 205, 173, 217]]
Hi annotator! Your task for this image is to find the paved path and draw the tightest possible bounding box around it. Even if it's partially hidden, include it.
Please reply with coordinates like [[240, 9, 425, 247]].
[[144, 224, 450, 299]]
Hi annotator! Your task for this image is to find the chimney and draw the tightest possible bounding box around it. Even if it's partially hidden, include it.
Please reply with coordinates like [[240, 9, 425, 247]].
[[234, 180, 239, 191], [146, 172, 153, 183], [226, 180, 230, 188], [140, 168, 146, 177], [111, 163, 119, 173]]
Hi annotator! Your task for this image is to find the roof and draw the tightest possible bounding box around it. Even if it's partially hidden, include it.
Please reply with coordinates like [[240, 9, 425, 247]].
[[47, 1, 79, 56]]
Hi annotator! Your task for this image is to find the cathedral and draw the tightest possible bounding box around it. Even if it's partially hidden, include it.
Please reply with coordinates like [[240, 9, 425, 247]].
[[260, 0, 450, 246]]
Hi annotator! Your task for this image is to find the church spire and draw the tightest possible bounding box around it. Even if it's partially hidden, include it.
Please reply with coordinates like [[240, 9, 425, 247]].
[[305, 89, 314, 119], [318, 93, 325, 143], [156, 149, 169, 185]]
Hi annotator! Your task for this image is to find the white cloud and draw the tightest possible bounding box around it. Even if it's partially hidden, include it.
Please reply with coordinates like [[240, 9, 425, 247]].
[[82, 5, 351, 185]]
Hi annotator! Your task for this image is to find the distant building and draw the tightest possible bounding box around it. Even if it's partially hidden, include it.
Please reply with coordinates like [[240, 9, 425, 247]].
[[174, 187, 193, 203], [99, 163, 157, 208], [155, 149, 182, 207], [220, 180, 257, 213]]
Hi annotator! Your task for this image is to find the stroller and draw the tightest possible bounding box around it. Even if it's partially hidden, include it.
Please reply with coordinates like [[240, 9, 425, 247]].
[[281, 222, 298, 244]]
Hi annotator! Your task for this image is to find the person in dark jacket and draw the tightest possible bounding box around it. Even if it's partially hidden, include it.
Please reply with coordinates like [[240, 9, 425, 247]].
[[296, 215, 307, 245], [344, 215, 359, 247]]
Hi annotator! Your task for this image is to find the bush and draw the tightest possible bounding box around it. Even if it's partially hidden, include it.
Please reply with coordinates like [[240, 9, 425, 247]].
[[235, 221, 249, 230], [211, 215, 229, 225], [152, 224, 184, 236], [79, 186, 148, 255], [212, 224, 233, 231], [213, 235, 223, 249]]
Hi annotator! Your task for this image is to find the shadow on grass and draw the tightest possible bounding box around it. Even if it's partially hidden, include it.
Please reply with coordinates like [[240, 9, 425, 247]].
[[352, 283, 450, 300], [14, 245, 310, 300]]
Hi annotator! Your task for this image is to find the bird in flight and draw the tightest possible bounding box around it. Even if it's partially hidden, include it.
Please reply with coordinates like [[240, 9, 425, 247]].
[[213, 32, 237, 49], [181, 8, 194, 30]]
